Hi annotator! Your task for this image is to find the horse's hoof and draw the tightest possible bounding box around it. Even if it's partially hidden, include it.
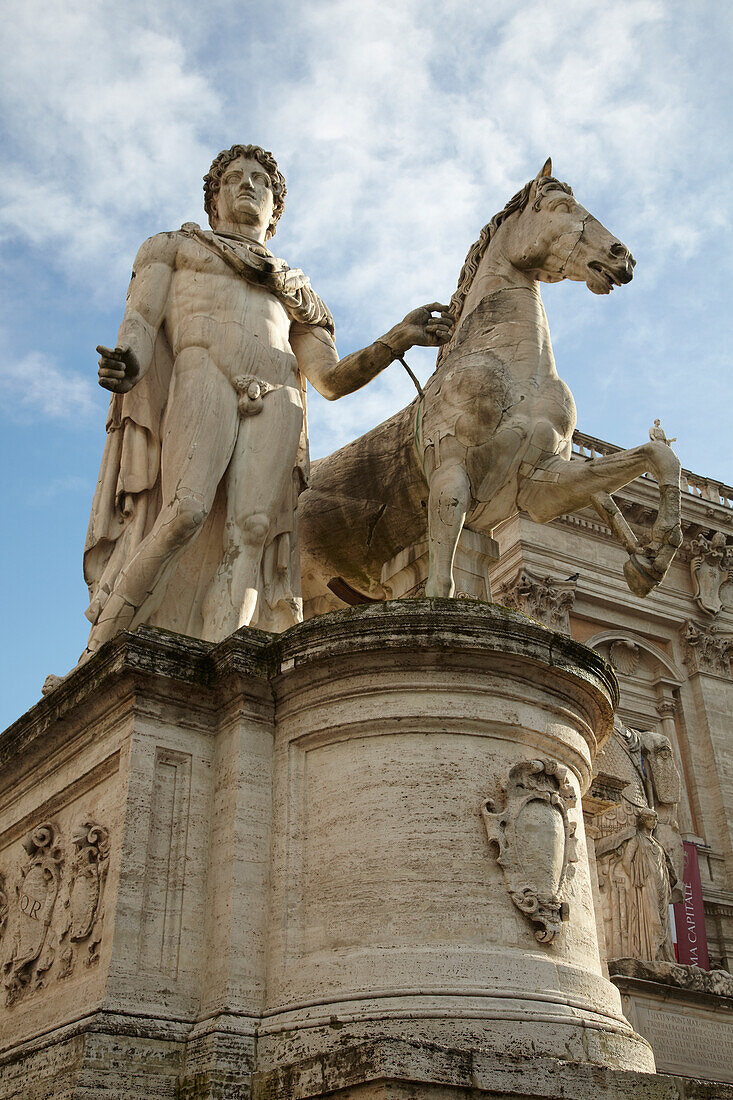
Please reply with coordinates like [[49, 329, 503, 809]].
[[623, 555, 658, 598]]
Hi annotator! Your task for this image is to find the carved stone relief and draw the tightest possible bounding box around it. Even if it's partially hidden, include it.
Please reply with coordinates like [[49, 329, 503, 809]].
[[596, 808, 676, 963], [0, 818, 110, 1006], [681, 619, 733, 677], [482, 759, 578, 942], [3, 823, 64, 1004], [689, 531, 733, 617], [589, 719, 683, 964], [59, 821, 110, 976], [497, 567, 577, 633], [608, 639, 640, 676], [0, 873, 7, 945]]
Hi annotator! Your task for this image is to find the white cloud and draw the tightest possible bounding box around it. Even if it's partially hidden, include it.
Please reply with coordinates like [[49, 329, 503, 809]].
[[0, 0, 729, 467], [0, 0, 219, 293], [0, 351, 102, 422]]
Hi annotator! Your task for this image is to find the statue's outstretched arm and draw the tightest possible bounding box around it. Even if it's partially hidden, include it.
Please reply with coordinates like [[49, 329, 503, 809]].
[[98, 232, 178, 394], [291, 303, 453, 401]]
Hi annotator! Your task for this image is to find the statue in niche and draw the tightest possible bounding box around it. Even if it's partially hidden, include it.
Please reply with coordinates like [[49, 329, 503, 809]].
[[299, 160, 683, 611], [592, 718, 683, 963], [81, 144, 453, 659]]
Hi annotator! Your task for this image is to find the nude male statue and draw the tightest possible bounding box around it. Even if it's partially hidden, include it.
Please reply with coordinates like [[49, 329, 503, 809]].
[[83, 144, 453, 659]]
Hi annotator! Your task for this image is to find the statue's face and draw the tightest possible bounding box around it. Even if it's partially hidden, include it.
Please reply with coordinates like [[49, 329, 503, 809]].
[[213, 156, 275, 235]]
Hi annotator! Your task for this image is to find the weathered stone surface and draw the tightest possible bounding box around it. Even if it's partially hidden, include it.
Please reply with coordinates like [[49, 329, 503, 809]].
[[0, 603, 668, 1098], [252, 1037, 732, 1099], [612, 968, 733, 1085], [609, 958, 733, 1002]]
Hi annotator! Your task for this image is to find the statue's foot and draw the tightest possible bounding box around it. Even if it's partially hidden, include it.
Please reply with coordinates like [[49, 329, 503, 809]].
[[41, 673, 64, 696], [82, 591, 137, 661]]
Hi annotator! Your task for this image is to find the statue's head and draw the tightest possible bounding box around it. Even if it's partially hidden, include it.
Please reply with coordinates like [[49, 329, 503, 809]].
[[637, 808, 658, 833], [204, 144, 287, 240], [654, 418, 661, 427]]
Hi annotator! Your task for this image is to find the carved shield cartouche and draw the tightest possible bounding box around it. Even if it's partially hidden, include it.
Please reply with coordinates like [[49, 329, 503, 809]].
[[3, 823, 63, 1003], [482, 760, 578, 942], [69, 822, 110, 942]]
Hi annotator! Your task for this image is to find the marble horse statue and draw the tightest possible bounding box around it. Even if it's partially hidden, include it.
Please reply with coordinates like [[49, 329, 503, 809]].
[[299, 160, 682, 607]]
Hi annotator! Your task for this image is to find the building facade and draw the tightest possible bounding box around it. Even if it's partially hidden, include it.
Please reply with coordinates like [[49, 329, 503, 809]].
[[488, 428, 733, 1080]]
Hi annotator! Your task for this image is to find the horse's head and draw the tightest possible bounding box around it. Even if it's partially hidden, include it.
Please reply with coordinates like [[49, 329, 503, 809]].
[[499, 158, 635, 294]]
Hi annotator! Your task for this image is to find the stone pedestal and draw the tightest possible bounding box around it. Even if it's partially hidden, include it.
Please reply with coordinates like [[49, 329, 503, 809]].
[[609, 959, 733, 1085], [1, 602, 715, 1099]]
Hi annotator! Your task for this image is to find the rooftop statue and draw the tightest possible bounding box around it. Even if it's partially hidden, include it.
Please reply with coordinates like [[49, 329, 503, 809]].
[[300, 160, 683, 607], [649, 418, 676, 446], [81, 145, 453, 659]]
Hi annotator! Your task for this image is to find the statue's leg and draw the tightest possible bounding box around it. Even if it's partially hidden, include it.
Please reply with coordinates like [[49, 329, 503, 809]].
[[82, 350, 238, 658], [201, 386, 304, 639], [517, 441, 682, 596], [518, 441, 679, 521], [425, 459, 471, 599]]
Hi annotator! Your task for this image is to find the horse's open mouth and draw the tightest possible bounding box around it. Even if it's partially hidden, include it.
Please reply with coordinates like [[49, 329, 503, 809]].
[[586, 262, 622, 294]]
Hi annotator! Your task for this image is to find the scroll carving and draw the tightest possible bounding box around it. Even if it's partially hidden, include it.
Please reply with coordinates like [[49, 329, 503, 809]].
[[482, 759, 578, 942], [3, 823, 63, 1004]]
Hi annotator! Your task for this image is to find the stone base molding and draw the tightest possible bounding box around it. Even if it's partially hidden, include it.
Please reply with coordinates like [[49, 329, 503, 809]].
[[0, 602, 678, 1097]]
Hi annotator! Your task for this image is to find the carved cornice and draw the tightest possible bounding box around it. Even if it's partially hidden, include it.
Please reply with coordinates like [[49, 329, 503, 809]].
[[655, 700, 677, 719], [680, 620, 733, 678], [496, 566, 577, 634]]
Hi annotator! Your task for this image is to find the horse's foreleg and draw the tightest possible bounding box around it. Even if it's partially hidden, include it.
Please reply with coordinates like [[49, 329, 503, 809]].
[[425, 460, 471, 598], [518, 442, 682, 597]]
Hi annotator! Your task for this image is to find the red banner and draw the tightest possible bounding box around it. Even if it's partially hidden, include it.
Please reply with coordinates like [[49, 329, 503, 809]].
[[673, 841, 709, 969]]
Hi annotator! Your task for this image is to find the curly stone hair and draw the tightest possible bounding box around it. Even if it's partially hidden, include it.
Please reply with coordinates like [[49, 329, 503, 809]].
[[203, 144, 287, 239]]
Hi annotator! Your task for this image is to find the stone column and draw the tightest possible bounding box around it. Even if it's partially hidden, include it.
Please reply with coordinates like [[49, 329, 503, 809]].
[[260, 600, 655, 1078]]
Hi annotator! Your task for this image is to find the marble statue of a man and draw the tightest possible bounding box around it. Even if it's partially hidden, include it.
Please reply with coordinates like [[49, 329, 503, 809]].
[[82, 144, 452, 658]]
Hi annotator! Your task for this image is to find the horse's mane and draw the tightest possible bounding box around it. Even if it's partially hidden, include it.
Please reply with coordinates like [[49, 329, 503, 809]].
[[436, 175, 570, 367]]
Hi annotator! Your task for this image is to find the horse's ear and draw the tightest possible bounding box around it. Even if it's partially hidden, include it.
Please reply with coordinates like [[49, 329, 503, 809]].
[[537, 157, 553, 180]]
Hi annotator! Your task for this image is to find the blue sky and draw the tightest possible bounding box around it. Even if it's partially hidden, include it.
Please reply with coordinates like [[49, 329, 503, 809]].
[[1, 0, 731, 728]]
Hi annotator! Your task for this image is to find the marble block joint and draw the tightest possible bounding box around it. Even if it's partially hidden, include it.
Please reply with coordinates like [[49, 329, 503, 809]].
[[1, 602, 725, 1099]]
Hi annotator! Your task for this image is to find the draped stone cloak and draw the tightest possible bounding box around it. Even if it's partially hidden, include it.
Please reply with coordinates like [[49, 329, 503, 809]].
[[83, 226, 334, 638]]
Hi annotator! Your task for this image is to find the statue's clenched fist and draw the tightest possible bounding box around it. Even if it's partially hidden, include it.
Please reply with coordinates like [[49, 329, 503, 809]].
[[396, 302, 455, 349], [96, 344, 141, 394]]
